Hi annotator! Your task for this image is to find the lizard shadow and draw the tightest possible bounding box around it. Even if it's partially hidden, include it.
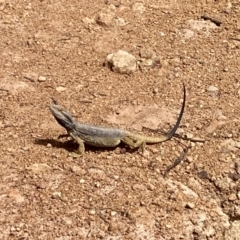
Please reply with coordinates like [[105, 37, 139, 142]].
[[34, 138, 138, 154], [34, 138, 77, 152]]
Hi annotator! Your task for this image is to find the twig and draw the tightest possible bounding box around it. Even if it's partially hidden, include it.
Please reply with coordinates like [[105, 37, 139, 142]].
[[201, 14, 222, 26], [229, 37, 240, 42], [23, 76, 35, 82], [79, 99, 93, 103]]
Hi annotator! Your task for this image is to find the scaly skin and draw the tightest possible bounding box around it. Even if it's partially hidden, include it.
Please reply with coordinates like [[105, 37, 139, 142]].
[[49, 84, 186, 155]]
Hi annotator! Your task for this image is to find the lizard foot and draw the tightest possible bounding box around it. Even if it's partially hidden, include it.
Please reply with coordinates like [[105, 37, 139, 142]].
[[68, 152, 82, 158]]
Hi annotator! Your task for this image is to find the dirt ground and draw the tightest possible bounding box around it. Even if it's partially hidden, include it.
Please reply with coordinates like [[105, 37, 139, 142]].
[[0, 0, 240, 239]]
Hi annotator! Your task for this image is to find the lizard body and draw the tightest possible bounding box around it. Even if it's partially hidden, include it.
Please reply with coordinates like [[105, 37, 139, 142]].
[[49, 84, 186, 155]]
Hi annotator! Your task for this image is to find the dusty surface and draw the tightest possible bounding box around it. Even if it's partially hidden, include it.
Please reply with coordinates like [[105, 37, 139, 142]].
[[0, 0, 240, 239]]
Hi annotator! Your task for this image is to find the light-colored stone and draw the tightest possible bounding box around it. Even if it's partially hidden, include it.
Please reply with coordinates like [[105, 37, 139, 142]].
[[106, 50, 137, 74], [38, 76, 47, 82], [132, 2, 146, 14], [56, 86, 67, 92], [207, 85, 218, 92]]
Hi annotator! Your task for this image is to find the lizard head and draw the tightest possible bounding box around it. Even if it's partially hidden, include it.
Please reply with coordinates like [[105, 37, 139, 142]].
[[49, 102, 75, 131]]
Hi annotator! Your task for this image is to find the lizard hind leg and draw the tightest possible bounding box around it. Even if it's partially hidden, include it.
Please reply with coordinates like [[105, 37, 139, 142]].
[[123, 136, 147, 156], [122, 136, 145, 149], [122, 136, 147, 155]]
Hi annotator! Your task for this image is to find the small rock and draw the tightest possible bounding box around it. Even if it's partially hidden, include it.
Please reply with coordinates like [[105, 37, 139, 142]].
[[56, 86, 67, 92], [153, 88, 158, 94], [139, 49, 161, 69], [186, 156, 194, 163], [52, 192, 62, 199], [38, 76, 47, 82], [140, 49, 156, 59], [197, 170, 209, 179], [228, 193, 237, 201], [105, 50, 137, 74], [96, 5, 116, 27], [224, 3, 232, 14], [114, 17, 127, 26], [113, 175, 119, 180], [214, 177, 231, 192], [111, 211, 117, 216], [95, 182, 101, 188], [47, 143, 52, 148], [214, 109, 227, 120], [132, 2, 146, 14], [228, 173, 240, 181], [185, 202, 195, 209], [96, 12, 115, 26], [82, 17, 95, 25], [79, 179, 85, 183], [207, 85, 218, 92], [105, 0, 121, 7], [186, 133, 194, 139], [89, 209, 96, 215], [147, 183, 155, 191]]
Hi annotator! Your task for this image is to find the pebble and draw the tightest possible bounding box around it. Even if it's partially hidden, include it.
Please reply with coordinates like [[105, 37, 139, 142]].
[[132, 2, 146, 14], [52, 192, 62, 199], [56, 86, 67, 92], [82, 17, 95, 25], [114, 17, 127, 26], [113, 175, 119, 180], [105, 50, 137, 74], [89, 209, 96, 215], [111, 211, 117, 216], [97, 11, 114, 26], [186, 156, 194, 163], [139, 49, 161, 69], [38, 76, 47, 82], [79, 179, 85, 183], [95, 182, 101, 188], [147, 183, 155, 191], [228, 193, 237, 201], [185, 202, 195, 209], [207, 85, 218, 92]]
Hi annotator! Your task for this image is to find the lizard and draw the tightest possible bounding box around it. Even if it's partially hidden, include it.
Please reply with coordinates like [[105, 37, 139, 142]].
[[49, 83, 186, 156]]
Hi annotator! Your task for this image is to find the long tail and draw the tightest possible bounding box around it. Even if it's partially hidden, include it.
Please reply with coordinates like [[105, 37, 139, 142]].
[[165, 83, 186, 140], [49, 100, 75, 131]]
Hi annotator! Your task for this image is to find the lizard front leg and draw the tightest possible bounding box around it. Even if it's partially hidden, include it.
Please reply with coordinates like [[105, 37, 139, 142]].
[[69, 135, 85, 157]]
